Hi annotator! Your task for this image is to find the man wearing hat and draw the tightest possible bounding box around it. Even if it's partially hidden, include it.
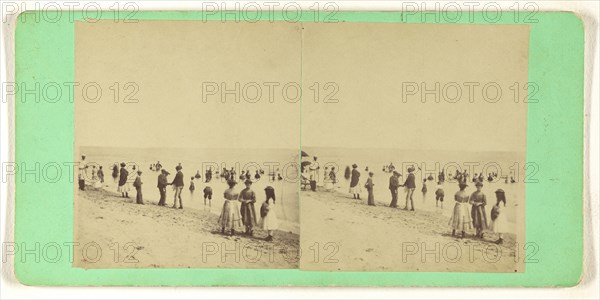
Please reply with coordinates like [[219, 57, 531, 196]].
[[171, 165, 185, 209], [403, 166, 417, 211], [389, 171, 401, 208], [157, 169, 170, 206]]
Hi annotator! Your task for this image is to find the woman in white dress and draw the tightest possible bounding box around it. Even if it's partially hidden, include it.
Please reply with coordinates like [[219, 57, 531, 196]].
[[259, 186, 279, 241], [218, 179, 242, 236], [489, 189, 508, 244], [448, 182, 472, 238]]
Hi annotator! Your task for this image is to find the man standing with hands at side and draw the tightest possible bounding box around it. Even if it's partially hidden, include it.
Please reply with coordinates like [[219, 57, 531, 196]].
[[171, 165, 185, 209], [157, 169, 170, 206], [403, 166, 417, 211], [389, 170, 401, 208]]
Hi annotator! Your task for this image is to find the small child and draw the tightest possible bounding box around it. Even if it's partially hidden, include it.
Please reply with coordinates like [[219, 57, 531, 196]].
[[259, 186, 278, 241], [189, 177, 195, 193], [435, 181, 444, 208], [421, 178, 428, 200], [133, 171, 143, 205], [329, 167, 337, 184], [203, 185, 213, 206], [489, 189, 507, 244]]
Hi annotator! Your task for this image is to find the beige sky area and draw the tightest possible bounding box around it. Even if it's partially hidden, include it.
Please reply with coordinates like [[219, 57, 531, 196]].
[[75, 21, 528, 153]]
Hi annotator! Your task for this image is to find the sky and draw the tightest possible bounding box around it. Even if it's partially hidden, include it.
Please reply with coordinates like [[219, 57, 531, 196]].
[[75, 21, 529, 153]]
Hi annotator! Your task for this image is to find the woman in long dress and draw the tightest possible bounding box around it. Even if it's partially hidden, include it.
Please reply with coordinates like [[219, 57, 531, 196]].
[[259, 186, 279, 241], [470, 181, 488, 239], [449, 182, 472, 238], [489, 189, 508, 244], [365, 172, 375, 206], [218, 179, 242, 236]]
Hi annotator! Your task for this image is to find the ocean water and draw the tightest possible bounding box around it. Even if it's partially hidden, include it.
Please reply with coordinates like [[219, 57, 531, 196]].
[[302, 147, 526, 235], [78, 146, 300, 234]]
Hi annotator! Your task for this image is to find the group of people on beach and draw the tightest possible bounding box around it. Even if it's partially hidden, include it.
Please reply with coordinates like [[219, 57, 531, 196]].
[[217, 178, 279, 240], [303, 157, 510, 245], [448, 181, 508, 244], [390, 166, 507, 244], [78, 155, 281, 241]]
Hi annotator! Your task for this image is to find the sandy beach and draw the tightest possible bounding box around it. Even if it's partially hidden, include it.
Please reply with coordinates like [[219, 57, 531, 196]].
[[73, 185, 300, 269], [300, 186, 521, 272]]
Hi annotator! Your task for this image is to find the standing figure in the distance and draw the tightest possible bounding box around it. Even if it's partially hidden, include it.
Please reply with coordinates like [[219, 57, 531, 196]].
[[329, 167, 337, 184], [259, 186, 279, 241], [388, 171, 401, 208], [133, 170, 144, 205], [435, 181, 444, 208], [112, 163, 119, 183], [97, 166, 104, 184], [470, 181, 488, 239], [403, 166, 416, 211], [239, 179, 258, 236], [365, 172, 375, 206], [157, 169, 170, 206], [189, 176, 195, 193], [171, 165, 184, 209], [91, 165, 98, 181], [203, 184, 213, 206], [219, 179, 242, 236], [489, 189, 508, 244], [421, 178, 428, 201], [118, 162, 130, 198], [449, 182, 472, 238], [349, 164, 361, 199]]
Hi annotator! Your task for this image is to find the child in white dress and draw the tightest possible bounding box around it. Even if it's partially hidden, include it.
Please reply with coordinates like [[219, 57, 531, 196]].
[[489, 189, 508, 244], [259, 186, 279, 241]]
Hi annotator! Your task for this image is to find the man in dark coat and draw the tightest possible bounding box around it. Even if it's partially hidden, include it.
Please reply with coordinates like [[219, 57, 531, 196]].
[[157, 169, 169, 206], [118, 162, 129, 198], [133, 170, 144, 205], [403, 166, 417, 211], [171, 165, 184, 209], [349, 164, 361, 199], [389, 171, 401, 207]]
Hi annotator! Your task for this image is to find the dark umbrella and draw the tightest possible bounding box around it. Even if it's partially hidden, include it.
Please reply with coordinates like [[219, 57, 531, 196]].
[[301, 150, 309, 157], [301, 161, 312, 173]]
